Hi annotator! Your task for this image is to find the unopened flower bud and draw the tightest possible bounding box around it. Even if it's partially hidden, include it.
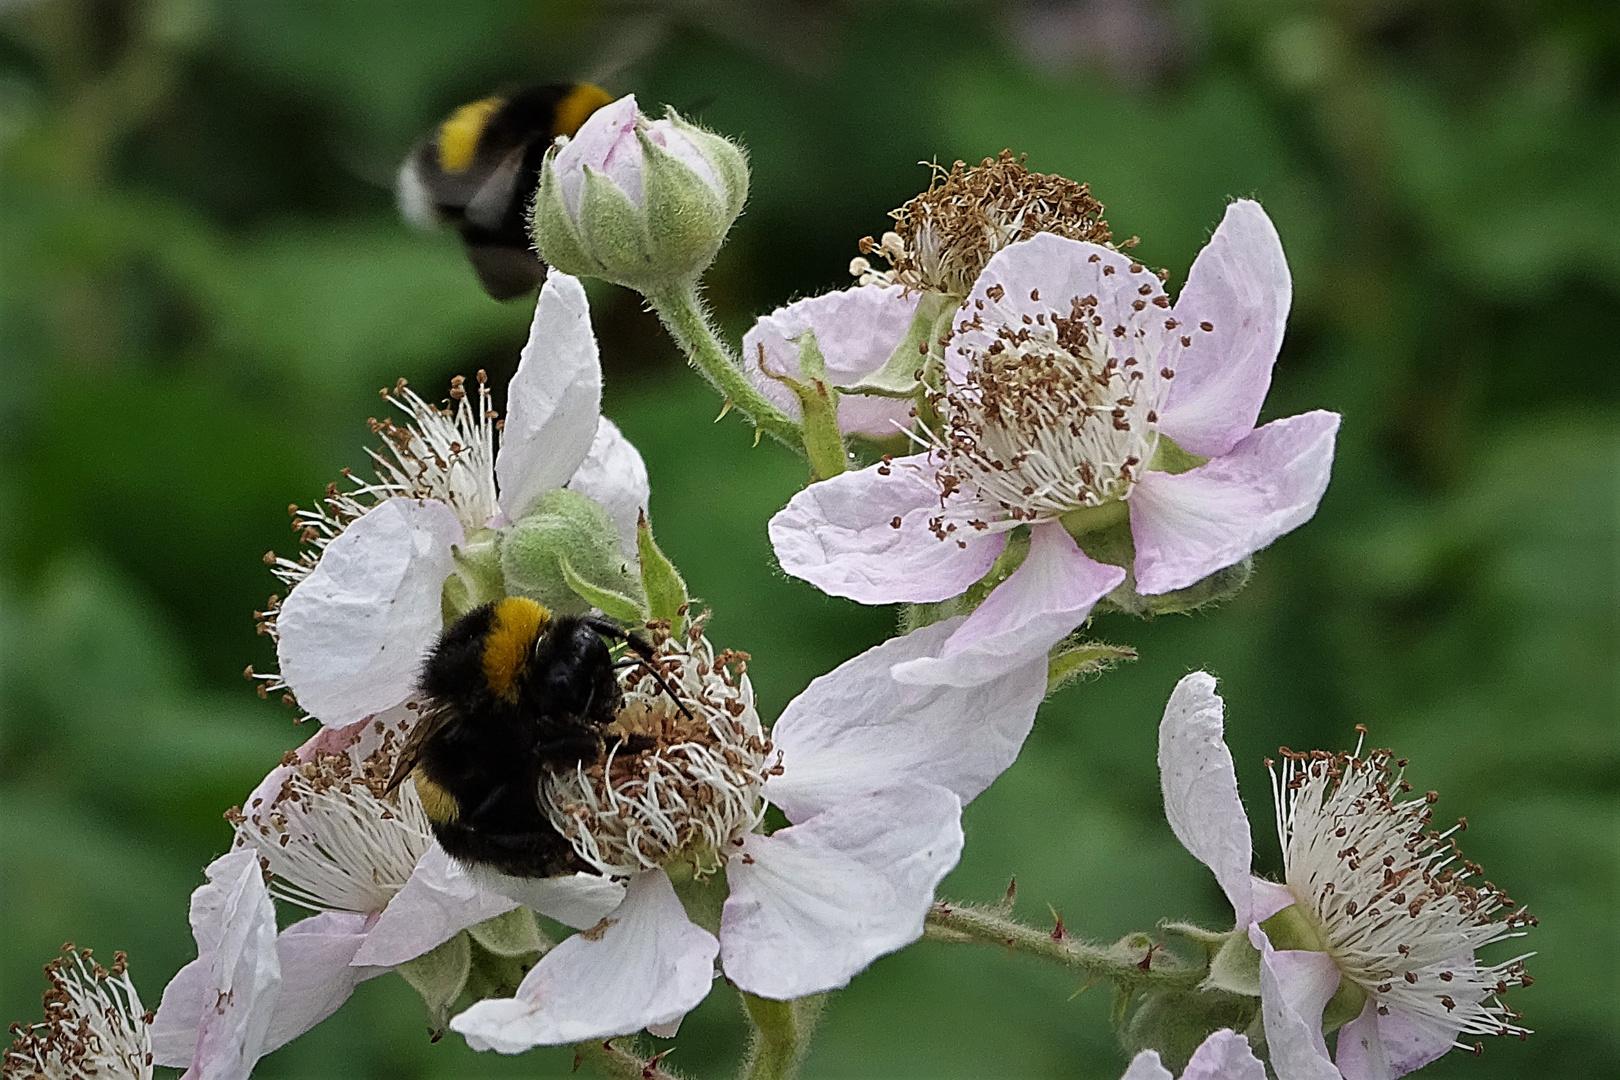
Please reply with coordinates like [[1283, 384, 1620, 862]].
[[534, 93, 748, 295], [499, 488, 646, 619]]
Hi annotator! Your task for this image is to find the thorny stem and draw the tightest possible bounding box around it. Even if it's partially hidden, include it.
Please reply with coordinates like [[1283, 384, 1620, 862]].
[[925, 900, 1206, 992], [647, 283, 802, 450], [573, 1038, 683, 1080], [739, 991, 822, 1080]]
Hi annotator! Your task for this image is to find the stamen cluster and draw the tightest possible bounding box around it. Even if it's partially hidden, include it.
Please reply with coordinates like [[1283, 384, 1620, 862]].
[[1271, 736, 1535, 1049], [4, 945, 152, 1080], [542, 621, 778, 878]]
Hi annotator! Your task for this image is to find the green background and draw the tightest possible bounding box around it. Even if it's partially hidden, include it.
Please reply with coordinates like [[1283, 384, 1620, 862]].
[[1, 1, 1614, 1076]]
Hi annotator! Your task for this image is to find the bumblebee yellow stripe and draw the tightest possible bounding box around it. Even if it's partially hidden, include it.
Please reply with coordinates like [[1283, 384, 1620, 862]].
[[412, 771, 461, 825], [553, 83, 613, 138], [481, 596, 550, 703], [437, 96, 504, 173]]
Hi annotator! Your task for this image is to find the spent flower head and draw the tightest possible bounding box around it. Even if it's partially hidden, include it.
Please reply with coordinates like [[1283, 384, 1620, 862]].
[[5, 946, 152, 1080]]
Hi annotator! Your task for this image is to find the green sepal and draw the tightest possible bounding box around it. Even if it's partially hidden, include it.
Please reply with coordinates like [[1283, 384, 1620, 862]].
[[664, 107, 749, 219], [838, 291, 954, 398], [641, 128, 728, 285], [460, 936, 541, 1012], [558, 552, 648, 623], [759, 329, 846, 481], [1150, 435, 1209, 476], [395, 930, 472, 1034], [1201, 929, 1263, 997], [499, 488, 645, 618], [1121, 987, 1259, 1073], [1258, 904, 1366, 1034], [532, 151, 602, 278], [442, 530, 504, 623], [466, 905, 547, 958], [900, 527, 1030, 633], [1047, 637, 1137, 695], [578, 164, 654, 289], [636, 511, 689, 627]]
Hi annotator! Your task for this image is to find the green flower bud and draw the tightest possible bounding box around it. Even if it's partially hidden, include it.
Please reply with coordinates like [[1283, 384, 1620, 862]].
[[499, 489, 646, 620]]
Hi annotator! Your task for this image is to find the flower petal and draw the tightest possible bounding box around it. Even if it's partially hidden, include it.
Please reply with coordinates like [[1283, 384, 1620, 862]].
[[263, 912, 376, 1054], [743, 284, 921, 437], [765, 617, 1047, 824], [1157, 672, 1255, 928], [565, 417, 649, 559], [1334, 1000, 1393, 1080], [1258, 939, 1343, 1080], [1131, 410, 1340, 596], [1120, 1050, 1175, 1080], [150, 851, 280, 1078], [350, 846, 519, 968], [275, 497, 463, 727], [552, 94, 639, 218], [1251, 877, 1297, 924], [1160, 200, 1292, 458], [1336, 1000, 1454, 1080], [1182, 1028, 1267, 1080], [890, 522, 1123, 688], [449, 870, 716, 1051], [495, 272, 604, 521], [769, 454, 1005, 605], [720, 783, 963, 1001], [464, 865, 627, 931]]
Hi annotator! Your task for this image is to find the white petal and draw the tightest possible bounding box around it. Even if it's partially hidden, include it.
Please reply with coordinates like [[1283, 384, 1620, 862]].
[[263, 912, 376, 1054], [890, 521, 1123, 688], [1258, 939, 1343, 1080], [495, 272, 604, 522], [766, 617, 1046, 824], [1157, 673, 1256, 927], [1182, 1028, 1267, 1080], [1159, 200, 1292, 458], [1119, 1050, 1175, 1080], [449, 870, 716, 1051], [1131, 411, 1340, 596], [350, 845, 519, 968], [769, 453, 1005, 605], [464, 865, 627, 931], [275, 497, 463, 727], [1251, 877, 1297, 924], [1335, 1000, 1393, 1080], [1336, 1001, 1454, 1080], [565, 417, 649, 559], [150, 851, 280, 1079], [742, 284, 921, 437], [720, 783, 963, 1000]]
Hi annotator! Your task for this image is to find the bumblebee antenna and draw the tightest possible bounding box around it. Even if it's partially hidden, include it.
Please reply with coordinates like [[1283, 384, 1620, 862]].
[[585, 618, 695, 720]]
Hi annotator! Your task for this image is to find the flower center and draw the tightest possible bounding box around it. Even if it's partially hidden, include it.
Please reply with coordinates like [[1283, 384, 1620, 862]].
[[1271, 740, 1534, 1043], [541, 624, 776, 878], [932, 298, 1162, 524], [229, 713, 432, 914]]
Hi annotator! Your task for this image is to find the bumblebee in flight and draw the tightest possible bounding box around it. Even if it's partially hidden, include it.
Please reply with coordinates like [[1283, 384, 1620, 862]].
[[386, 596, 682, 879], [397, 83, 613, 300]]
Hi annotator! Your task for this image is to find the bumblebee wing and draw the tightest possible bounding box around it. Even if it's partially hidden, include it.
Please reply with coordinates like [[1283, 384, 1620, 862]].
[[384, 704, 457, 795]]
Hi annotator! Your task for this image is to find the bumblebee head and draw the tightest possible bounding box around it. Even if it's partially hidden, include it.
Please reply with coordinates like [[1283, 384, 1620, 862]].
[[480, 596, 552, 705]]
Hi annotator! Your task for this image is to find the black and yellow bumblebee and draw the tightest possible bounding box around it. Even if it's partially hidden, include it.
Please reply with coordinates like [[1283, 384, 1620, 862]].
[[397, 82, 613, 300], [386, 596, 684, 878]]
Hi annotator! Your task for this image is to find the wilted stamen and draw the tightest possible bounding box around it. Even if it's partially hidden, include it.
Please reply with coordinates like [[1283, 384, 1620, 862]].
[[4, 945, 152, 1080]]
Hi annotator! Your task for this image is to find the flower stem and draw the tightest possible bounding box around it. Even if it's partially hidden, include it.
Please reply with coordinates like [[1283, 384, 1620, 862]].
[[739, 991, 821, 1080], [646, 283, 802, 450], [924, 901, 1205, 991], [573, 1038, 682, 1080]]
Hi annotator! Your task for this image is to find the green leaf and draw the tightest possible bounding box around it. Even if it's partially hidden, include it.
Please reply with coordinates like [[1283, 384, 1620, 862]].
[[636, 512, 689, 626], [395, 931, 472, 1034]]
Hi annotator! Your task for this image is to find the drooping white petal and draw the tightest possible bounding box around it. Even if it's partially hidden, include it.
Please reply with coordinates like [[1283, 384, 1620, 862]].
[[743, 284, 921, 437], [1157, 672, 1256, 928], [150, 851, 280, 1079], [1131, 410, 1340, 596], [765, 617, 1046, 824], [565, 417, 649, 559], [1181, 1028, 1267, 1080], [719, 783, 964, 1000], [275, 497, 463, 727], [1120, 1050, 1175, 1080], [1257, 940, 1343, 1080], [891, 522, 1122, 688], [495, 272, 604, 522], [262, 912, 376, 1054], [350, 846, 518, 968], [769, 453, 1006, 605], [1159, 200, 1292, 458], [449, 870, 716, 1051], [464, 865, 627, 931], [1335, 1000, 1393, 1080], [1336, 1001, 1454, 1080]]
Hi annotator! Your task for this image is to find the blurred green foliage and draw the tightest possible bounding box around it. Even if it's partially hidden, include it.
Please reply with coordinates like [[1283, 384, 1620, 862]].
[[1, 1, 1615, 1077]]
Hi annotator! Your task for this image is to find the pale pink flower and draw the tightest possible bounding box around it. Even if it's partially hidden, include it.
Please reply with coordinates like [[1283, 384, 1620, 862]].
[[1122, 1029, 1266, 1080], [770, 202, 1338, 687]]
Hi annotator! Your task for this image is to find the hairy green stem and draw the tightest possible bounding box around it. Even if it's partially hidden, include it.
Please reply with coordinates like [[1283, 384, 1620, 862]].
[[739, 992, 821, 1080], [573, 1038, 682, 1080], [925, 901, 1205, 991], [647, 284, 801, 449]]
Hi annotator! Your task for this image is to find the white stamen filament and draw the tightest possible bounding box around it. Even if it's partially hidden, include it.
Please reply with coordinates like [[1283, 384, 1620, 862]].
[[4, 946, 152, 1080]]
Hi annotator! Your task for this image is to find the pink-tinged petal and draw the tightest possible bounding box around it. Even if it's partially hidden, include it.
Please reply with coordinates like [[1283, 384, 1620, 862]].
[[891, 522, 1123, 688], [720, 783, 963, 1000], [351, 846, 518, 968], [150, 851, 280, 1079], [743, 284, 921, 437], [1337, 1001, 1455, 1079], [765, 617, 1046, 824], [769, 454, 1004, 605], [953, 233, 1171, 391], [1335, 1000, 1393, 1080], [495, 272, 604, 522], [1120, 1050, 1175, 1080], [275, 497, 463, 727], [1131, 411, 1340, 595], [552, 94, 640, 218], [1252, 877, 1297, 924], [464, 866, 626, 930], [1258, 940, 1342, 1080], [1160, 200, 1292, 458], [1182, 1028, 1267, 1080], [263, 912, 376, 1054], [565, 418, 649, 559], [449, 870, 716, 1051], [1157, 672, 1255, 927]]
